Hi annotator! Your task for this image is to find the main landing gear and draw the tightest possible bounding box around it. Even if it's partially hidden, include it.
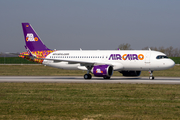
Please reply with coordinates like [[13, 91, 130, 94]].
[[149, 70, 154, 80], [84, 74, 92, 79], [84, 66, 92, 79]]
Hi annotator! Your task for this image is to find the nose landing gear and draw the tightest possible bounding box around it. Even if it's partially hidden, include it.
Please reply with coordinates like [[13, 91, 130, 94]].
[[149, 70, 154, 80]]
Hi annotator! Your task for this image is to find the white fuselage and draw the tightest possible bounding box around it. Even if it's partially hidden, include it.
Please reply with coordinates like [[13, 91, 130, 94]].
[[42, 50, 175, 71]]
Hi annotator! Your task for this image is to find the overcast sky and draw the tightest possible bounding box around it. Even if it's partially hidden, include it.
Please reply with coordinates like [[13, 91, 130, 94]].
[[0, 0, 180, 52]]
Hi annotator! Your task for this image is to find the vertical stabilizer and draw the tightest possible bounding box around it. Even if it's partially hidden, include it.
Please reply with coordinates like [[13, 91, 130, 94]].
[[22, 23, 50, 51]]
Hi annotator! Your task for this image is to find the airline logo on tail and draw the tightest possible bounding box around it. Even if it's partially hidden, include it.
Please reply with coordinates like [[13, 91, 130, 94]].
[[26, 33, 38, 42]]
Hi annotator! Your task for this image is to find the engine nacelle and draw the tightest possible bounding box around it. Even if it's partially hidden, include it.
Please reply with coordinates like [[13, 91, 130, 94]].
[[92, 65, 113, 77], [119, 71, 141, 76]]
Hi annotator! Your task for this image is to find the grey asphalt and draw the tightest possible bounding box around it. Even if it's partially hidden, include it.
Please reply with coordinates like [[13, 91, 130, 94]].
[[0, 76, 180, 84]]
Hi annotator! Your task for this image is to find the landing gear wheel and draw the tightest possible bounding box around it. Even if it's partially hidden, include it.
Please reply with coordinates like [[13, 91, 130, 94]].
[[103, 76, 110, 79], [149, 76, 154, 80], [84, 74, 92, 79], [149, 71, 154, 80]]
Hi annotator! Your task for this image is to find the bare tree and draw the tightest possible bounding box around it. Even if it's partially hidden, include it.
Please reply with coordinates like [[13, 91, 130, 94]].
[[118, 43, 131, 50], [158, 46, 165, 53], [118, 44, 180, 57], [173, 48, 179, 57], [142, 46, 158, 51], [142, 46, 180, 57]]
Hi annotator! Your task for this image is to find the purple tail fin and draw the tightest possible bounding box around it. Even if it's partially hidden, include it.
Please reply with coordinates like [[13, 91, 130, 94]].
[[22, 23, 50, 51]]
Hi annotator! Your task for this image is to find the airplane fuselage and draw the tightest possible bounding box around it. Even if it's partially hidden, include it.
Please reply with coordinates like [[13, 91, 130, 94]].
[[43, 50, 175, 71]]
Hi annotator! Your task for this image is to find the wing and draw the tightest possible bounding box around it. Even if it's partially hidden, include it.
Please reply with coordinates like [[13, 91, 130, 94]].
[[44, 57, 112, 66], [31, 53, 123, 70]]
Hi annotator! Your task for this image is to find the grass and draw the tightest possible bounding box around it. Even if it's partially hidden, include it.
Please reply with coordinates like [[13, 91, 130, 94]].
[[0, 64, 180, 119], [0, 83, 180, 119], [170, 57, 180, 64], [0, 57, 37, 64], [0, 64, 180, 77]]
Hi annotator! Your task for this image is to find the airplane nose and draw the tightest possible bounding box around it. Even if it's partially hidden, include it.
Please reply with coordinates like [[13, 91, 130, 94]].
[[168, 59, 175, 68]]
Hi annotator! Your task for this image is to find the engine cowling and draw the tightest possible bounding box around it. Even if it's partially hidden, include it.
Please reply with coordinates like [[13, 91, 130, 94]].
[[119, 71, 141, 76], [92, 65, 113, 77]]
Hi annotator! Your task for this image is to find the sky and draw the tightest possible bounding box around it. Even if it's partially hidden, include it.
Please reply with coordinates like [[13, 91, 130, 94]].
[[0, 0, 180, 52]]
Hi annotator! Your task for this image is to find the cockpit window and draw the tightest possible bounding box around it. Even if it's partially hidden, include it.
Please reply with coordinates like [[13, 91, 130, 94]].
[[156, 55, 168, 59]]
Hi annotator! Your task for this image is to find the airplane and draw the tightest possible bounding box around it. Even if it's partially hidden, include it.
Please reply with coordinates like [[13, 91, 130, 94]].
[[19, 23, 175, 80]]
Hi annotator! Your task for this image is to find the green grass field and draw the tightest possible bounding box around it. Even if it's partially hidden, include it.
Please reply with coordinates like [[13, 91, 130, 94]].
[[0, 60, 180, 119], [0, 83, 180, 119], [0, 64, 180, 77], [0, 57, 37, 64], [171, 57, 180, 64]]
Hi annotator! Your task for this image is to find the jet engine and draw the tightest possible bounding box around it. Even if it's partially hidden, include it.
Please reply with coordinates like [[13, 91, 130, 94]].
[[119, 71, 141, 76], [92, 65, 113, 78]]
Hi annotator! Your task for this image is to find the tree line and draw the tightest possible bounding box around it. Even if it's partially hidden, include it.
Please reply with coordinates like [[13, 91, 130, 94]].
[[118, 43, 180, 57]]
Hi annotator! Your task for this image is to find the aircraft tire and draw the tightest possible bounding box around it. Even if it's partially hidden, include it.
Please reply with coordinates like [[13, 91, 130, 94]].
[[149, 76, 154, 80], [84, 74, 92, 79], [103, 76, 110, 79]]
